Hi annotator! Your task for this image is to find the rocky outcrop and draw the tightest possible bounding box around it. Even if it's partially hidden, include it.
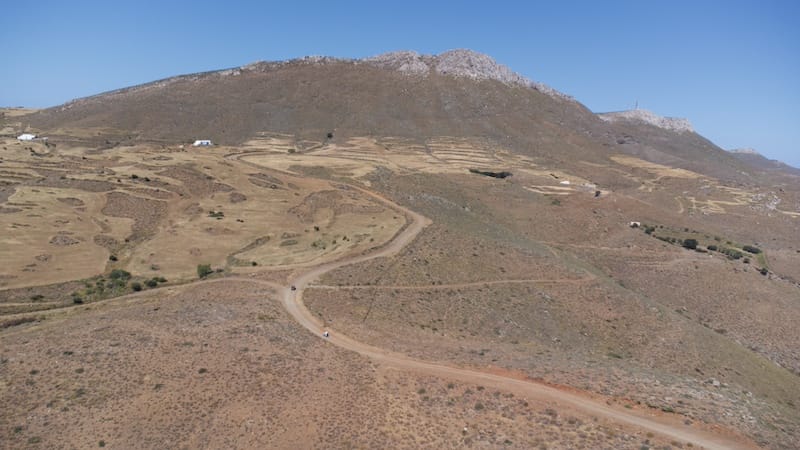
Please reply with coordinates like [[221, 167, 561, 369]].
[[364, 49, 573, 101], [597, 109, 694, 133]]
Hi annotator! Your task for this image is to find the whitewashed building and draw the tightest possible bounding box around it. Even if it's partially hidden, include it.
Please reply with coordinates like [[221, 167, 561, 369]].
[[192, 140, 213, 147], [17, 133, 36, 141]]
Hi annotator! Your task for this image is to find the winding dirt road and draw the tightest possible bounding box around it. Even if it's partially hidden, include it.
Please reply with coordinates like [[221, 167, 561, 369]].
[[274, 185, 757, 450]]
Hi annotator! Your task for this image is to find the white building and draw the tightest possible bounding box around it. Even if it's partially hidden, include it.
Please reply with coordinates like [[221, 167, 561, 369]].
[[192, 140, 213, 147], [17, 133, 36, 141]]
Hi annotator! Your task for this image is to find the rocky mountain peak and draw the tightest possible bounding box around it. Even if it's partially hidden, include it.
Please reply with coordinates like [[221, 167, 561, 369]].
[[364, 49, 573, 101], [597, 109, 695, 133]]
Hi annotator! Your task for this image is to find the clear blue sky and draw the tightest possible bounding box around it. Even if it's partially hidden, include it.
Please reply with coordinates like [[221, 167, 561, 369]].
[[2, 0, 798, 166]]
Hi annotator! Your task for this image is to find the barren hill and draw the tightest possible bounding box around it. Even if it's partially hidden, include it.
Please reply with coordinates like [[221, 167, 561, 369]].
[[2, 50, 800, 449], [18, 49, 769, 183]]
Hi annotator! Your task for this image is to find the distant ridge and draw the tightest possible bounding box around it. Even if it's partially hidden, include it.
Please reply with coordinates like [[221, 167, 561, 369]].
[[597, 109, 694, 133], [57, 49, 573, 110], [729, 148, 800, 175], [23, 48, 773, 183]]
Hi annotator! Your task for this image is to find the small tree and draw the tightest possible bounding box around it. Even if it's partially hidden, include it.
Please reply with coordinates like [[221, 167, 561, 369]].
[[197, 264, 213, 278], [742, 245, 762, 254], [682, 239, 698, 250]]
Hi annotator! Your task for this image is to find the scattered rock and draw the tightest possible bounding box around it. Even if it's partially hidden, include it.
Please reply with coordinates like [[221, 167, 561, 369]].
[[49, 234, 80, 246]]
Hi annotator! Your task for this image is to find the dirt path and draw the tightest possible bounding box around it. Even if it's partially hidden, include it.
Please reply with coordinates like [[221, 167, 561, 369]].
[[274, 185, 757, 450], [310, 276, 594, 291]]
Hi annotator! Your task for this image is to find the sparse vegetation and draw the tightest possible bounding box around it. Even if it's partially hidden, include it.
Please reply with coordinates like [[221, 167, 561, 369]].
[[743, 245, 762, 254], [109, 269, 132, 281], [197, 264, 213, 278]]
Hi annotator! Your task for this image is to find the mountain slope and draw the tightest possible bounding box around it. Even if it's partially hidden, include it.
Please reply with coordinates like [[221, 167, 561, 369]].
[[730, 148, 800, 177], [21, 50, 778, 186]]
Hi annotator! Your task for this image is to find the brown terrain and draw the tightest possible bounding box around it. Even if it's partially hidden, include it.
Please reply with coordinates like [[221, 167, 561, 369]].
[[2, 50, 799, 449]]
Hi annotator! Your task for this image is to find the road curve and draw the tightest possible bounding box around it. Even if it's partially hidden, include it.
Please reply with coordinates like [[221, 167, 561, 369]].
[[276, 185, 757, 450]]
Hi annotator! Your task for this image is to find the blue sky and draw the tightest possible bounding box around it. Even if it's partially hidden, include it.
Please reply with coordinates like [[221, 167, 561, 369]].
[[2, 1, 798, 166]]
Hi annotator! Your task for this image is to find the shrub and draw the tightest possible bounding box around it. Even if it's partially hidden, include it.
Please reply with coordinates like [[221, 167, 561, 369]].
[[682, 239, 698, 250], [644, 226, 655, 235], [131, 282, 142, 292], [145, 279, 158, 288], [742, 245, 762, 254], [720, 248, 742, 259], [156, 276, 167, 283], [197, 264, 213, 278], [109, 269, 131, 280], [759, 268, 769, 276], [109, 255, 118, 261], [707, 245, 718, 251]]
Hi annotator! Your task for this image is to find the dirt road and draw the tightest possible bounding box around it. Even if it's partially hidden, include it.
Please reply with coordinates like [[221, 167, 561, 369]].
[[277, 186, 757, 450]]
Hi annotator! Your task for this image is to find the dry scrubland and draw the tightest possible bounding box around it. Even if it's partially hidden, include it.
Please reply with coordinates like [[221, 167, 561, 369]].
[[1, 125, 799, 449], [2, 280, 679, 449]]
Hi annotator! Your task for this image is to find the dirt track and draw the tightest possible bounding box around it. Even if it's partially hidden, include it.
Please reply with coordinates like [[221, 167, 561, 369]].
[[265, 185, 756, 450]]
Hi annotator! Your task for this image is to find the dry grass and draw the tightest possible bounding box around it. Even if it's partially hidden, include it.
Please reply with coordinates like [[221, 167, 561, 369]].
[[0, 137, 404, 289]]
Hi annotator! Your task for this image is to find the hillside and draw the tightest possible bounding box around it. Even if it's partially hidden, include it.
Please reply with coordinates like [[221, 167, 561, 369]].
[[730, 148, 800, 177], [2, 50, 800, 449]]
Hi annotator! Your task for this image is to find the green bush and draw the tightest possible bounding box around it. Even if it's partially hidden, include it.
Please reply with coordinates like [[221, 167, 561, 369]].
[[742, 245, 762, 254], [197, 264, 213, 278], [131, 282, 142, 292], [721, 248, 743, 260], [682, 239, 698, 250], [145, 279, 158, 288], [109, 269, 131, 280]]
